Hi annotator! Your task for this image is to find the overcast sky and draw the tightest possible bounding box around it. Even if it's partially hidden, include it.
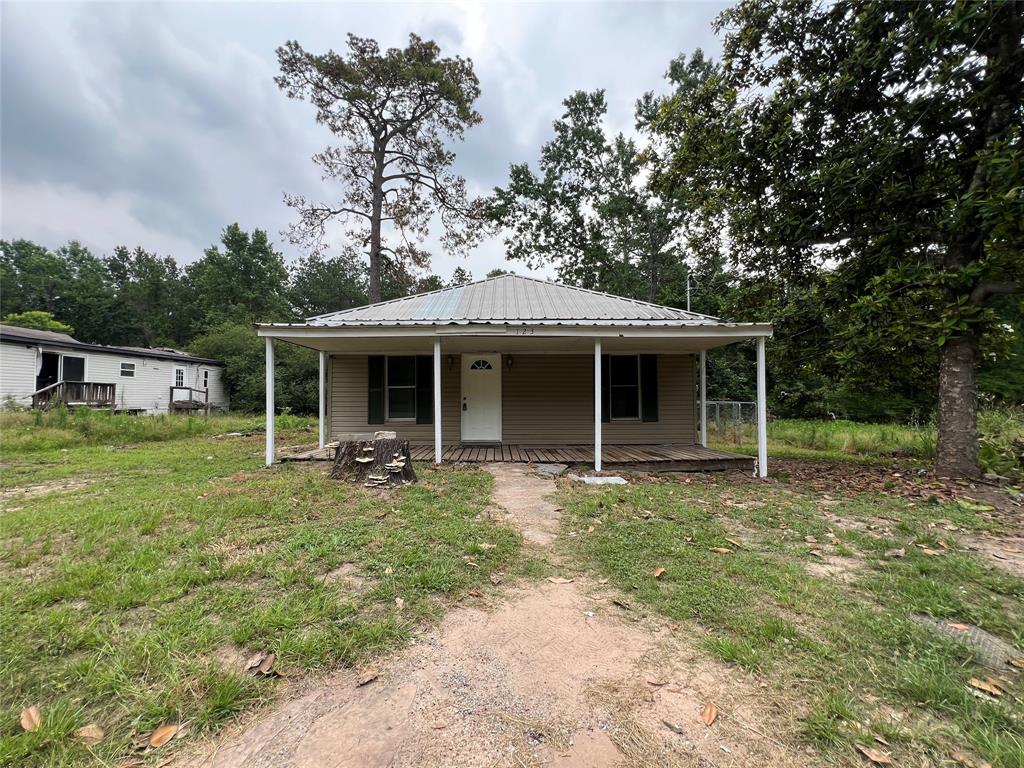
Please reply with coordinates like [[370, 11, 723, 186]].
[[1, 1, 727, 280]]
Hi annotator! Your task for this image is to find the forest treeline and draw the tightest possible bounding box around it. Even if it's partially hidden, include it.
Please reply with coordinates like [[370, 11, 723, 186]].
[[0, 227, 478, 413], [1, 227, 1018, 417]]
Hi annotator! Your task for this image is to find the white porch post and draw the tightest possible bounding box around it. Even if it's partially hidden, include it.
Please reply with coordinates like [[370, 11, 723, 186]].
[[699, 350, 707, 447], [318, 351, 327, 449], [433, 340, 442, 463], [756, 336, 768, 478], [594, 339, 602, 472], [265, 337, 275, 467]]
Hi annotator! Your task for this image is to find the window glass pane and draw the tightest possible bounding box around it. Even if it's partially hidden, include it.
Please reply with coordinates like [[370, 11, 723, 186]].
[[62, 356, 85, 382], [120, 363, 135, 378], [175, 369, 184, 387], [388, 387, 416, 419], [387, 356, 416, 387], [609, 355, 638, 385], [610, 386, 640, 419]]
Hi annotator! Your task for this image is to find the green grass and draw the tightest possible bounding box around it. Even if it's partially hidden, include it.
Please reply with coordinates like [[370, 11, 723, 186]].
[[0, 417, 522, 767], [708, 406, 1024, 478], [558, 477, 1024, 767]]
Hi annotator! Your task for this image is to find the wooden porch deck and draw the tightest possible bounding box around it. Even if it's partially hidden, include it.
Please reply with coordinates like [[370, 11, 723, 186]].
[[282, 443, 753, 470]]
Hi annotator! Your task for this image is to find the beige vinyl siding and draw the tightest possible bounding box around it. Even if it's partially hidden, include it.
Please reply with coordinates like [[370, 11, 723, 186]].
[[502, 354, 696, 445], [329, 355, 460, 443]]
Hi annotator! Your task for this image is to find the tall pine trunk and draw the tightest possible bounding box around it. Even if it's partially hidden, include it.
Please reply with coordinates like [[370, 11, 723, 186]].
[[368, 143, 385, 304], [934, 333, 981, 478]]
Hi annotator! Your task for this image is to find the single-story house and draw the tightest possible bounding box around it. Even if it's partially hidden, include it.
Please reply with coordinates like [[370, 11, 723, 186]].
[[258, 274, 772, 475], [0, 324, 229, 414]]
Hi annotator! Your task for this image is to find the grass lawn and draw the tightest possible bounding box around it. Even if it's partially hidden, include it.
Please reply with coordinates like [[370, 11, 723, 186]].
[[0, 411, 523, 767], [557, 468, 1024, 767]]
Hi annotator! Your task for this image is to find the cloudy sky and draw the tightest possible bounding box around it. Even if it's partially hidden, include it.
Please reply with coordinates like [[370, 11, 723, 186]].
[[1, 1, 727, 280]]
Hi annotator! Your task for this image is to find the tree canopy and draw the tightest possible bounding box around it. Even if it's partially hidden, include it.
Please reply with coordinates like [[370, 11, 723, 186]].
[[276, 33, 487, 302]]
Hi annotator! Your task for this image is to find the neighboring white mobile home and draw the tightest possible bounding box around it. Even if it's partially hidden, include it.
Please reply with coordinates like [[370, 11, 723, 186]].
[[0, 324, 229, 413]]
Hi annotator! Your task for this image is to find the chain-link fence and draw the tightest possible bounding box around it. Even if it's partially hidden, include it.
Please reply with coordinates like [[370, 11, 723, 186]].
[[704, 400, 758, 444]]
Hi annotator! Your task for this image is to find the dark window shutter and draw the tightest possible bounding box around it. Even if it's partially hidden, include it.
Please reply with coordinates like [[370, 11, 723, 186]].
[[601, 354, 610, 423], [367, 356, 385, 424], [415, 355, 433, 424], [640, 354, 658, 422]]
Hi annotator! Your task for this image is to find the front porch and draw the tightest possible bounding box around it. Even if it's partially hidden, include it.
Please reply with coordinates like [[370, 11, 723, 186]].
[[282, 442, 754, 471]]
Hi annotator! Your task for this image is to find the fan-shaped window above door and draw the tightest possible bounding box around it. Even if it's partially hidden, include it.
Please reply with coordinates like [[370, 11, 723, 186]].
[[469, 359, 493, 370]]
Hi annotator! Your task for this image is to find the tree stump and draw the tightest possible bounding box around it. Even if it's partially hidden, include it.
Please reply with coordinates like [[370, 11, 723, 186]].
[[330, 431, 417, 488]]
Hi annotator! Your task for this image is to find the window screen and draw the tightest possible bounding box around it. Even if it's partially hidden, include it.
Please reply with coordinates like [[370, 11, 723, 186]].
[[386, 356, 417, 419]]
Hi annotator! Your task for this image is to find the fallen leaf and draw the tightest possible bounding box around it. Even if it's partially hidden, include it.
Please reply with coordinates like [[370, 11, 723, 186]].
[[489, 572, 504, 585], [701, 703, 718, 726], [479, 542, 496, 550], [922, 548, 941, 556], [808, 549, 825, 559], [244, 652, 265, 672], [725, 538, 743, 549], [395, 597, 405, 610], [77, 723, 105, 745], [611, 598, 632, 610], [356, 669, 379, 686], [467, 590, 483, 597], [384, 565, 394, 575], [654, 566, 666, 579], [949, 622, 971, 631], [884, 548, 905, 559], [148, 723, 178, 749], [950, 749, 992, 768], [20, 705, 42, 732], [256, 653, 276, 676], [873, 735, 890, 747], [855, 743, 893, 764], [547, 576, 574, 584], [597, 577, 609, 584], [709, 547, 733, 554], [804, 535, 818, 543], [968, 677, 1003, 697]]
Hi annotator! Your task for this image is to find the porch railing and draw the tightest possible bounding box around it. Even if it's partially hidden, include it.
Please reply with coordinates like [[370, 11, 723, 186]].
[[31, 381, 117, 411], [169, 386, 210, 414]]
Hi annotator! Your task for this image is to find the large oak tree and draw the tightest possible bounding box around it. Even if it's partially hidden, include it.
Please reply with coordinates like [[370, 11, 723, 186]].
[[276, 34, 485, 303]]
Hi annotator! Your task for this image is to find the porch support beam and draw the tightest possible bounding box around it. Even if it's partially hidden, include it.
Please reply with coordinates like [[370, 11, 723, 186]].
[[318, 351, 326, 449], [594, 339, 602, 472], [699, 351, 707, 447], [433, 340, 442, 463], [265, 337, 275, 467], [756, 336, 768, 478]]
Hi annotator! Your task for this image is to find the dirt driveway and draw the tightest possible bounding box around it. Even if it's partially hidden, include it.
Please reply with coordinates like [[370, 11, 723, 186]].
[[177, 464, 812, 768]]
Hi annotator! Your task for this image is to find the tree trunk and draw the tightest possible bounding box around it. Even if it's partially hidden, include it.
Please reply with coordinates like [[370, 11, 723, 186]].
[[935, 333, 981, 478], [368, 143, 385, 304], [330, 433, 417, 488]]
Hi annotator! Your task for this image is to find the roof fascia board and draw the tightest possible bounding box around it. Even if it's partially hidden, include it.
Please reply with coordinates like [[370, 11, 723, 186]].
[[258, 323, 773, 339]]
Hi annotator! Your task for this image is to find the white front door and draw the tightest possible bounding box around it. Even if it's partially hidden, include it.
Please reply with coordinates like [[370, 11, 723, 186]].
[[461, 354, 501, 443]]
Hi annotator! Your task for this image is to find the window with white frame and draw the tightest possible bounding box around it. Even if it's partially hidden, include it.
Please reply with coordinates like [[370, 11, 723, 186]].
[[386, 356, 417, 420], [174, 368, 185, 388], [120, 362, 136, 378], [608, 355, 641, 420]]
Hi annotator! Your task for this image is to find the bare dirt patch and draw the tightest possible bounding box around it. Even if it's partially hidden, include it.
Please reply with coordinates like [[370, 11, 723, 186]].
[[0, 477, 93, 504], [177, 580, 813, 768], [175, 462, 814, 768]]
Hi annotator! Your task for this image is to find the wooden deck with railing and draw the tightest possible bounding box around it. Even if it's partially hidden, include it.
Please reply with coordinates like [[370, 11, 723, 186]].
[[31, 381, 116, 411]]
